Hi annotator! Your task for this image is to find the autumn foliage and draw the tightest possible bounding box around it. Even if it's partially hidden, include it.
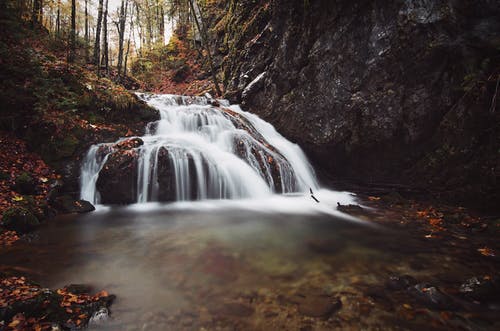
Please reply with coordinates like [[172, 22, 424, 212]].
[[0, 276, 114, 330]]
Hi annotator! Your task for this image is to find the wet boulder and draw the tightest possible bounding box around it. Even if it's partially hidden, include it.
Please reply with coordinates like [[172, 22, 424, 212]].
[[156, 147, 211, 201], [156, 147, 177, 201], [53, 195, 95, 213], [96, 139, 141, 204], [114, 137, 143, 150], [232, 135, 294, 193]]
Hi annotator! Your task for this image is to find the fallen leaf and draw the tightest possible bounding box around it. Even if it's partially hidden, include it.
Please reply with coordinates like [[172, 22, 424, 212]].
[[478, 247, 495, 257]]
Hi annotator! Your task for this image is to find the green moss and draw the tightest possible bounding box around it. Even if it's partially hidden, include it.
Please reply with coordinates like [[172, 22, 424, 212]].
[[57, 135, 79, 159], [14, 172, 35, 195], [16, 172, 32, 185], [2, 207, 40, 233]]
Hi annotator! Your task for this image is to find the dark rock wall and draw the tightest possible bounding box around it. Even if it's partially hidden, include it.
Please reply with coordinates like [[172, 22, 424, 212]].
[[220, 0, 500, 210]]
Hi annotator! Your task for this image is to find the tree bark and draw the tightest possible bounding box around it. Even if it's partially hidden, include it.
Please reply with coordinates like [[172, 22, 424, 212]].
[[56, 0, 60, 35], [93, 0, 104, 69], [135, 1, 143, 57], [31, 0, 41, 27], [102, 0, 109, 72], [85, 0, 89, 62], [116, 0, 128, 77], [68, 0, 76, 63], [159, 3, 165, 45], [124, 13, 134, 76]]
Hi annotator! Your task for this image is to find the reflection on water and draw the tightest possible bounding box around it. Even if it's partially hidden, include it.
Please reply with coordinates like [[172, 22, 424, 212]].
[[1, 198, 499, 330]]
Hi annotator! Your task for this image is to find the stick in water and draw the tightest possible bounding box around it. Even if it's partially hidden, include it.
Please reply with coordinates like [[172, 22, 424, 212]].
[[310, 188, 319, 203]]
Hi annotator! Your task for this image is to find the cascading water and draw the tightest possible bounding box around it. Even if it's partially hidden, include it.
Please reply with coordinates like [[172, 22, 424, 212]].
[[80, 94, 319, 204]]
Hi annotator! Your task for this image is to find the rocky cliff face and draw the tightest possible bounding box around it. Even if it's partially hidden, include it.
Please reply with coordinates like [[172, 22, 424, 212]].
[[218, 0, 500, 210]]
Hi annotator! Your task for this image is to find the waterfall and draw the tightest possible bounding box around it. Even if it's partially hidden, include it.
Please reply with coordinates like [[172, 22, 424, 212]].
[[80, 94, 319, 204]]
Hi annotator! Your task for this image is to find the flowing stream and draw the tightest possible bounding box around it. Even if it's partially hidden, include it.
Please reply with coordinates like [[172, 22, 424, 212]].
[[80, 94, 321, 205]]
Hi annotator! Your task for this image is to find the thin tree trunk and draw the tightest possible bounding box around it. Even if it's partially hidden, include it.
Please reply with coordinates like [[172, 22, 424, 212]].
[[93, 0, 104, 70], [146, 2, 153, 48], [68, 0, 76, 63], [56, 0, 60, 36], [31, 0, 39, 27], [39, 0, 43, 22], [159, 3, 165, 45], [124, 15, 134, 76], [135, 1, 143, 57], [188, 0, 222, 96], [85, 0, 89, 62], [116, 0, 128, 77], [102, 0, 109, 72]]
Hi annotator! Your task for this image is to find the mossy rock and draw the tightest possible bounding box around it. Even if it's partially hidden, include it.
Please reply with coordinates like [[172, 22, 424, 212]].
[[13, 172, 35, 195], [2, 207, 40, 233], [55, 135, 79, 159]]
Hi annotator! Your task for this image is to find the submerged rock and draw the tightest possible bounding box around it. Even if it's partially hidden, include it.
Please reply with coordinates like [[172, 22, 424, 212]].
[[297, 295, 342, 319], [385, 275, 417, 291], [408, 283, 458, 310], [459, 276, 500, 302], [290, 289, 342, 319], [209, 301, 255, 317]]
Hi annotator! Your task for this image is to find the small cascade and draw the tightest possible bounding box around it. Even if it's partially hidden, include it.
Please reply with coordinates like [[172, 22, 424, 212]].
[[80, 94, 319, 204]]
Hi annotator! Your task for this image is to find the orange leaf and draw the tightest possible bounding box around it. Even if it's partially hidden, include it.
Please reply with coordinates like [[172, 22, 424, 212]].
[[478, 247, 495, 257], [95, 290, 109, 297]]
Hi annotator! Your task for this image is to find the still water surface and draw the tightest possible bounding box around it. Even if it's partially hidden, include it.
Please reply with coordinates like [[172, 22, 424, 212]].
[[2, 197, 498, 330]]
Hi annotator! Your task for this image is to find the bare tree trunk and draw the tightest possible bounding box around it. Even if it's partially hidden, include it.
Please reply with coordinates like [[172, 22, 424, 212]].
[[102, 0, 109, 73], [124, 14, 134, 76], [85, 0, 89, 62], [159, 3, 165, 45], [188, 0, 222, 96], [116, 0, 128, 77], [68, 0, 76, 63], [39, 0, 43, 22], [56, 0, 60, 36], [31, 0, 40, 27], [146, 2, 153, 48], [93, 0, 104, 69], [135, 1, 143, 57]]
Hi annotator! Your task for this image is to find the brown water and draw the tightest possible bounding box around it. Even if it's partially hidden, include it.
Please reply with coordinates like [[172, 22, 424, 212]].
[[1, 202, 499, 330]]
